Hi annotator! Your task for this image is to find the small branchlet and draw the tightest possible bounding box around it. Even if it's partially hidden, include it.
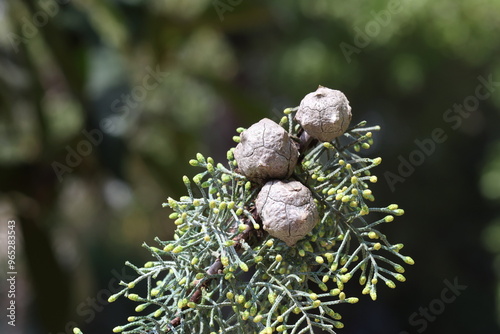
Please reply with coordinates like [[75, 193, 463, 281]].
[[105, 87, 413, 334]]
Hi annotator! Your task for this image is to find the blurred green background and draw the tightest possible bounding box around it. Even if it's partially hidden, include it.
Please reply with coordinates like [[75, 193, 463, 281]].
[[1, 0, 500, 333]]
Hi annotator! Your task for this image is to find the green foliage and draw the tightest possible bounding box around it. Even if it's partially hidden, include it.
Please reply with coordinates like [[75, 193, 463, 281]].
[[107, 108, 413, 334]]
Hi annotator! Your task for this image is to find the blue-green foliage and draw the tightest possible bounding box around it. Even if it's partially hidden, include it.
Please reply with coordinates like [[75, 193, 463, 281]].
[[107, 109, 413, 334]]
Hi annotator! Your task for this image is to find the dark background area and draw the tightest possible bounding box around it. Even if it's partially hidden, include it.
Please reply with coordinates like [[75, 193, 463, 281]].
[[1, 0, 500, 333]]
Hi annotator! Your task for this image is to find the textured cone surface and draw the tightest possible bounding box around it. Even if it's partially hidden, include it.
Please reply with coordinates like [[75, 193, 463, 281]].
[[256, 180, 319, 246], [296, 86, 352, 142], [234, 118, 299, 180]]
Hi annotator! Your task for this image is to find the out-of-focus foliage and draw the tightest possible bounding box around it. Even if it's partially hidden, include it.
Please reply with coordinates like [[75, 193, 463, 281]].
[[0, 0, 499, 333]]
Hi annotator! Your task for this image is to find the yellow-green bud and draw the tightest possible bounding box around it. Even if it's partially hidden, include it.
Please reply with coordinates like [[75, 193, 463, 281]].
[[388, 204, 399, 210], [312, 300, 321, 308], [346, 297, 359, 304], [315, 255, 325, 264], [73, 328, 83, 334], [323, 142, 334, 149], [275, 254, 283, 262], [268, 292, 276, 304], [224, 240, 236, 247], [108, 294, 119, 303], [330, 288, 340, 296], [221, 256, 229, 267], [135, 303, 147, 312], [253, 314, 263, 323], [241, 310, 250, 320], [394, 264, 405, 273], [167, 197, 177, 208], [373, 157, 382, 165], [196, 153, 205, 162], [394, 243, 404, 251], [172, 246, 183, 253], [369, 175, 378, 183], [395, 274, 406, 282], [384, 215, 394, 222], [324, 253, 334, 262], [227, 149, 234, 161], [112, 326, 123, 333], [394, 209, 405, 216], [386, 280, 396, 288], [193, 174, 203, 184], [240, 262, 249, 272], [404, 256, 415, 265], [127, 294, 139, 301], [163, 244, 174, 252], [373, 242, 382, 250], [340, 274, 351, 283], [226, 291, 234, 300], [177, 299, 188, 308]]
